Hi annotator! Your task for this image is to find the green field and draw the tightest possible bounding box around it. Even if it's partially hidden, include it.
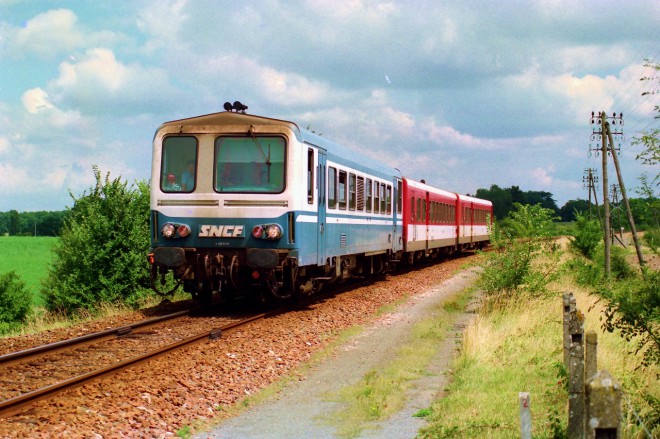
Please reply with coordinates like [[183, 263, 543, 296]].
[[0, 236, 57, 307]]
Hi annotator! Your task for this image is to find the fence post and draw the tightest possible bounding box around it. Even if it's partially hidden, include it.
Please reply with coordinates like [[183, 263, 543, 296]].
[[519, 392, 532, 439], [568, 308, 585, 438], [585, 330, 598, 382], [585, 370, 621, 438], [563, 293, 576, 368]]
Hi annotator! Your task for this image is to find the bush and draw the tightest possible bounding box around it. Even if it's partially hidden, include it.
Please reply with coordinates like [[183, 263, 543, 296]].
[[569, 212, 602, 259], [643, 228, 660, 255], [601, 268, 660, 367], [479, 203, 561, 297], [42, 167, 154, 314], [0, 271, 32, 334]]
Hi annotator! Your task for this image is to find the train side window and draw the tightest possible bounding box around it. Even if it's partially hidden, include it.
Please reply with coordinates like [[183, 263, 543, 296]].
[[328, 167, 337, 209], [349, 173, 356, 211], [357, 176, 365, 210], [374, 182, 380, 214], [386, 185, 392, 214], [161, 136, 198, 193], [410, 197, 415, 221], [380, 183, 386, 214], [416, 198, 421, 221], [307, 148, 314, 204], [338, 170, 347, 210], [366, 179, 372, 212]]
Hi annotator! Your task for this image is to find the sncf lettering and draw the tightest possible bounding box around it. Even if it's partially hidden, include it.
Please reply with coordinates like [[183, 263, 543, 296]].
[[198, 225, 244, 238]]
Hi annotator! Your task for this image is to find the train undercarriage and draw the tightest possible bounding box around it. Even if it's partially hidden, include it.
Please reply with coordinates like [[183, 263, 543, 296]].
[[149, 247, 393, 304], [149, 240, 487, 304]]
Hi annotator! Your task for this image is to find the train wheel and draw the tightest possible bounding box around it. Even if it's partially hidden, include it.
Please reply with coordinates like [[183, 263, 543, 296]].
[[266, 269, 290, 300]]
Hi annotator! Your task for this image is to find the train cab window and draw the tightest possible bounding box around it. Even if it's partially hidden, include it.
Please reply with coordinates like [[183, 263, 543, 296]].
[[214, 136, 285, 193], [373, 182, 380, 214], [328, 167, 337, 208], [161, 136, 198, 193], [366, 179, 373, 212], [349, 173, 356, 211], [338, 170, 347, 210], [411, 198, 415, 221], [357, 176, 365, 210], [307, 148, 314, 204], [386, 185, 392, 214]]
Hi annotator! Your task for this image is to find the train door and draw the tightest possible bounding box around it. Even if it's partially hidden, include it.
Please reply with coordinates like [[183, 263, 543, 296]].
[[425, 191, 430, 255], [392, 178, 402, 253], [317, 149, 327, 265]]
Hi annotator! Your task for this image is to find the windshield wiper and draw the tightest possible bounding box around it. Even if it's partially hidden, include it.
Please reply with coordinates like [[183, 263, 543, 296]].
[[248, 125, 271, 166]]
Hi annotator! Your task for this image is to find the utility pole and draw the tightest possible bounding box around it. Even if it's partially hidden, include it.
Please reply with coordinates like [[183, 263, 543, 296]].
[[582, 168, 601, 225], [603, 116, 645, 269], [590, 112, 611, 278]]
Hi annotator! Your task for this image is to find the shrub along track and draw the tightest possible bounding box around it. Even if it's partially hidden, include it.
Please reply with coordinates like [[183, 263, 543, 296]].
[[0, 254, 478, 438]]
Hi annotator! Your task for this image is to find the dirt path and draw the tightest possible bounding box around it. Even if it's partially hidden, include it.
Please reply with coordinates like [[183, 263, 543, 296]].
[[197, 267, 480, 438]]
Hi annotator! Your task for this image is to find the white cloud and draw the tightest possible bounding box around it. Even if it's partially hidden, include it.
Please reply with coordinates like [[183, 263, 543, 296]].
[[531, 167, 555, 187], [55, 48, 127, 92], [13, 9, 83, 58], [21, 88, 53, 113]]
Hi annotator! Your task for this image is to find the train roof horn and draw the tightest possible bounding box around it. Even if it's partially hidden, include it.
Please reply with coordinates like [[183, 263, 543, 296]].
[[224, 101, 248, 113]]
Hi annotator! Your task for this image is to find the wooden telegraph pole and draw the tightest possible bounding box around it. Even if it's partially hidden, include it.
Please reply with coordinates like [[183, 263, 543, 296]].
[[603, 115, 645, 269], [591, 112, 611, 278]]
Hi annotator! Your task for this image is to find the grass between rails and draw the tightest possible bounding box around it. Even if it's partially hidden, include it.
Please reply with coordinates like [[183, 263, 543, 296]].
[[0, 236, 57, 307]]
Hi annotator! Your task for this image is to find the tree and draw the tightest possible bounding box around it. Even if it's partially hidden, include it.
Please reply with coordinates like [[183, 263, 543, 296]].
[[8, 210, 20, 236], [559, 199, 590, 222], [42, 167, 153, 313]]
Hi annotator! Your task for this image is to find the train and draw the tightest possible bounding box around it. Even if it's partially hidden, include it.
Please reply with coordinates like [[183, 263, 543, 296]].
[[148, 102, 493, 303]]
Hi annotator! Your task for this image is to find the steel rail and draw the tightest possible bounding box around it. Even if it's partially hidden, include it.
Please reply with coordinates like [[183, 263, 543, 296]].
[[0, 311, 268, 418], [0, 309, 192, 367]]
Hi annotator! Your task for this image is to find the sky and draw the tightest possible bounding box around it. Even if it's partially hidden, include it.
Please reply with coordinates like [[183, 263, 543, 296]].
[[0, 0, 658, 212]]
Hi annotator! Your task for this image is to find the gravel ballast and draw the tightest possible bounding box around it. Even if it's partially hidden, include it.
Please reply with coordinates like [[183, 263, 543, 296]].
[[0, 255, 479, 438], [198, 266, 480, 438]]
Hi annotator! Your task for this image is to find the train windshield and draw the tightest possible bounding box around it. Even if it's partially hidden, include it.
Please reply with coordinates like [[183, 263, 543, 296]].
[[214, 136, 286, 193]]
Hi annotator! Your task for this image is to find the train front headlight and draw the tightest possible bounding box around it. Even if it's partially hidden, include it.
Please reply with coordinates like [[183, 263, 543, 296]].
[[161, 223, 176, 239], [251, 224, 282, 240], [177, 224, 191, 238], [265, 224, 282, 240]]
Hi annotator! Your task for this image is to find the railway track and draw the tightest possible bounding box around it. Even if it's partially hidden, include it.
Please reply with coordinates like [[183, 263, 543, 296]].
[[0, 307, 272, 418], [0, 251, 483, 420]]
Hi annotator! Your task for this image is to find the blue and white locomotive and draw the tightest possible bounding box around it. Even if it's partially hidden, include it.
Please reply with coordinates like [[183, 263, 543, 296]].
[[149, 102, 404, 302]]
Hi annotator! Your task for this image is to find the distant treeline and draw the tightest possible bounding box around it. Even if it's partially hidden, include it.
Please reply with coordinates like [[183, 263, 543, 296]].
[[1, 184, 657, 237], [0, 210, 67, 237], [474, 184, 658, 228]]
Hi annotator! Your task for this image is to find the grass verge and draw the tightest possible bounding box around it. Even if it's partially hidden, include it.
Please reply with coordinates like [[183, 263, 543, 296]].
[[418, 284, 660, 438], [319, 287, 475, 438]]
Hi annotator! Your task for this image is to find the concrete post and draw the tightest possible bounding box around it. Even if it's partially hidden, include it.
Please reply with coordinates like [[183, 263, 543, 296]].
[[563, 293, 576, 368], [568, 308, 585, 438], [519, 392, 532, 439], [585, 370, 621, 438], [585, 331, 598, 382]]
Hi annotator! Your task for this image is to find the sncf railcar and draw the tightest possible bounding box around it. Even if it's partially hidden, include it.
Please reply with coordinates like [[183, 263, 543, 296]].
[[148, 104, 492, 303], [149, 105, 403, 302]]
